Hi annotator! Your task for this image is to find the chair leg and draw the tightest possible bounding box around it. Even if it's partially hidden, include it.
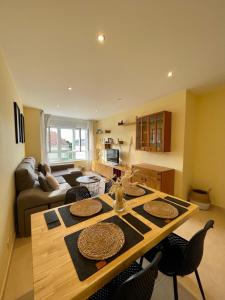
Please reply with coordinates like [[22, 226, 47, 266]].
[[139, 256, 144, 266], [195, 270, 206, 300], [173, 275, 178, 300]]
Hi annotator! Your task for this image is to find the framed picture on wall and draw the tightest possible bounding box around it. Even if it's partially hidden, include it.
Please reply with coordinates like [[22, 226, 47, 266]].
[[14, 102, 25, 144], [14, 102, 20, 143]]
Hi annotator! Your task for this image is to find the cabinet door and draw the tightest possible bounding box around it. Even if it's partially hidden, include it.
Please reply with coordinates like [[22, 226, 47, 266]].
[[141, 116, 149, 150], [156, 112, 164, 152], [149, 114, 157, 151], [145, 175, 161, 191], [136, 117, 142, 150]]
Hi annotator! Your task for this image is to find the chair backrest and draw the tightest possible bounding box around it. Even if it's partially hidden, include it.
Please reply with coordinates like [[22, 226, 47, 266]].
[[104, 175, 117, 194], [65, 186, 91, 204], [104, 180, 113, 194], [113, 252, 162, 300], [180, 219, 214, 275]]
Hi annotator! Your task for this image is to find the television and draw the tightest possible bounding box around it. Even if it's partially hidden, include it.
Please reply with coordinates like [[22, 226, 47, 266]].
[[106, 149, 119, 164]]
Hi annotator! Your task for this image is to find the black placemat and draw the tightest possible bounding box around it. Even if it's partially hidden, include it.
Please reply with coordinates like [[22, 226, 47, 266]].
[[64, 215, 144, 281], [165, 196, 190, 207], [109, 185, 154, 201], [44, 210, 61, 229], [122, 213, 151, 234], [58, 197, 112, 227], [133, 198, 188, 228]]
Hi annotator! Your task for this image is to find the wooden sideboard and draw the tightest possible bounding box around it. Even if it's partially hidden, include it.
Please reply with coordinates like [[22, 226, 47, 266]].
[[132, 163, 175, 195], [92, 161, 126, 178]]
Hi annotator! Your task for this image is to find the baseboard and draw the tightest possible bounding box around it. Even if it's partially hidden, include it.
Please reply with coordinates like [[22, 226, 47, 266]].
[[0, 233, 16, 300]]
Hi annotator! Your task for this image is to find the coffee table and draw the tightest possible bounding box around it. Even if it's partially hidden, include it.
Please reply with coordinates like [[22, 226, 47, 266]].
[[76, 175, 101, 196]]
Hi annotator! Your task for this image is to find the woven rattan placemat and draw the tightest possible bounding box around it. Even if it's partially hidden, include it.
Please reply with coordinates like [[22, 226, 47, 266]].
[[64, 215, 144, 281], [109, 185, 154, 201], [133, 198, 187, 228], [58, 197, 112, 227]]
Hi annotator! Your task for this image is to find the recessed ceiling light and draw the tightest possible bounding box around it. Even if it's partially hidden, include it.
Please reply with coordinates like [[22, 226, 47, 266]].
[[167, 71, 173, 78], [67, 86, 72, 91], [97, 34, 105, 43]]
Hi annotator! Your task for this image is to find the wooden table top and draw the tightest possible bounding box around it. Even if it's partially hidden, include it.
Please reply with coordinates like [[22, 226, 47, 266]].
[[31, 188, 198, 300]]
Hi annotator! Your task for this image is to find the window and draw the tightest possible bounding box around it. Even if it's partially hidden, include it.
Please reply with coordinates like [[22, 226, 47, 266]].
[[47, 127, 89, 163]]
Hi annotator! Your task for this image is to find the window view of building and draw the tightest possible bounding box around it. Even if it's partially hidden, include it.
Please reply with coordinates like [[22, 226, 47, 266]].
[[46, 127, 88, 162]]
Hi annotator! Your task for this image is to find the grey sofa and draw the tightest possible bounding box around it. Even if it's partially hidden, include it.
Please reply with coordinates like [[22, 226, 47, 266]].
[[15, 157, 82, 237]]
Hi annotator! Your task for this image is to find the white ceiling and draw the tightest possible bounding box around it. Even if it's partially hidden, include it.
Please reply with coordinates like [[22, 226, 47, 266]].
[[0, 0, 225, 120]]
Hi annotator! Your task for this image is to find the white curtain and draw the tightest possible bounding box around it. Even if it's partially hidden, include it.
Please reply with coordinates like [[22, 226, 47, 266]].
[[40, 112, 51, 162], [87, 120, 95, 168]]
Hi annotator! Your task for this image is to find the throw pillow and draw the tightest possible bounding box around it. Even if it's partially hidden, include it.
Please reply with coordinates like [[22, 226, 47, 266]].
[[44, 163, 51, 174], [38, 173, 52, 192], [38, 163, 46, 176], [46, 173, 60, 190]]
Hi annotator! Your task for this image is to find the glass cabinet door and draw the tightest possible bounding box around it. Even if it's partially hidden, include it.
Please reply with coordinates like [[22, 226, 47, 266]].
[[136, 117, 142, 150], [156, 112, 164, 151], [149, 114, 157, 151], [141, 116, 149, 149]]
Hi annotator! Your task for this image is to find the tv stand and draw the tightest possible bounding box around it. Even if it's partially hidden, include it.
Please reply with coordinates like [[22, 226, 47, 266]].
[[92, 161, 127, 178]]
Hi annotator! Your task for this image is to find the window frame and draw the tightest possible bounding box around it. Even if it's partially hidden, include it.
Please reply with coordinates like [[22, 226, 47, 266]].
[[47, 126, 89, 163]]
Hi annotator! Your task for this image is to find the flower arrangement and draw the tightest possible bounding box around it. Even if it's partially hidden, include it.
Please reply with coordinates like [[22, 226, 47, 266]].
[[109, 169, 138, 211]]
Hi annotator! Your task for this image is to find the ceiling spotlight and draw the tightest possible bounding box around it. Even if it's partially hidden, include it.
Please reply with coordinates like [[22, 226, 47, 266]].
[[167, 71, 173, 78], [97, 34, 105, 43], [68, 86, 72, 91]]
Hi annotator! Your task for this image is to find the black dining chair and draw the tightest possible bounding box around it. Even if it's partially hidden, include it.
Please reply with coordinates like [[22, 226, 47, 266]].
[[64, 186, 91, 204], [143, 220, 214, 300], [88, 251, 162, 300], [104, 175, 117, 194]]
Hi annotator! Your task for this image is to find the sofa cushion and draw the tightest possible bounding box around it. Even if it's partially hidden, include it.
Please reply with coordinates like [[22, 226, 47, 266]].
[[46, 174, 60, 190], [15, 159, 37, 192], [38, 163, 46, 176], [38, 173, 52, 192], [44, 163, 51, 174]]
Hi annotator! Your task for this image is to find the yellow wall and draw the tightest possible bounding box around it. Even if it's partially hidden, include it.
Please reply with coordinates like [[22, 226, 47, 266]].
[[192, 87, 225, 208], [0, 50, 25, 297], [24, 106, 42, 164], [96, 90, 187, 196]]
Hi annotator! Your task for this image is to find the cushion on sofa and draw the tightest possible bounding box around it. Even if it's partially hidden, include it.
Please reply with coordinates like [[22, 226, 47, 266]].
[[38, 163, 46, 175], [15, 159, 37, 192], [44, 163, 51, 174], [46, 174, 60, 190], [38, 173, 52, 192]]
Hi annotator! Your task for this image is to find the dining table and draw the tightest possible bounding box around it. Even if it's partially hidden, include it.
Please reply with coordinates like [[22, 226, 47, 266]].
[[31, 186, 198, 300]]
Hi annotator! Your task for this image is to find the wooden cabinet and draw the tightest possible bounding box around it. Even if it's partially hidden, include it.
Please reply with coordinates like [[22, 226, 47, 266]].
[[136, 111, 171, 152], [92, 161, 126, 179], [132, 163, 175, 195]]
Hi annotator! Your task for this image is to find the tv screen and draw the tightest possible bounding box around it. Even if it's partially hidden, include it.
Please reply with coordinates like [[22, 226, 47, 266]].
[[106, 149, 119, 164]]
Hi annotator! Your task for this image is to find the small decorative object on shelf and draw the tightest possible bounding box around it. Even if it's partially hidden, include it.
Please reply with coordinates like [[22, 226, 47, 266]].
[[96, 129, 103, 134], [118, 120, 124, 126], [105, 130, 111, 134]]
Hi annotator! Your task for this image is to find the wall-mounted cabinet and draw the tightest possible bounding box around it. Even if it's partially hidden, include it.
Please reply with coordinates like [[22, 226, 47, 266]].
[[136, 111, 171, 152]]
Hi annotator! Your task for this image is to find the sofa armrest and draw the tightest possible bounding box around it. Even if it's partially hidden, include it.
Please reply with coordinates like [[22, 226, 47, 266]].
[[17, 183, 71, 236]]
